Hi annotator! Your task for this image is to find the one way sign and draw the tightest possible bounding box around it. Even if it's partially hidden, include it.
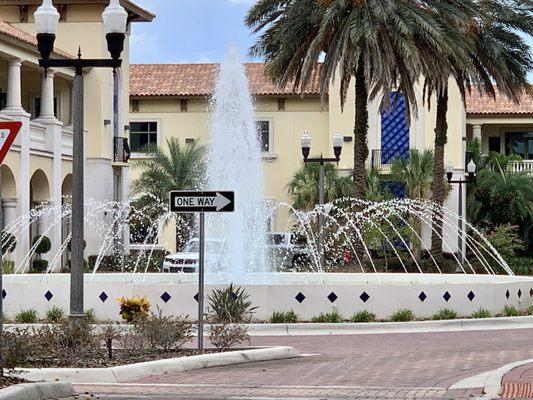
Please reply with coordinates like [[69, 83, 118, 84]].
[[170, 191, 235, 213]]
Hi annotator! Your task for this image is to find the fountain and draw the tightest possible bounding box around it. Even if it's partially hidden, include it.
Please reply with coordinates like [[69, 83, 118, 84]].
[[0, 50, 531, 321]]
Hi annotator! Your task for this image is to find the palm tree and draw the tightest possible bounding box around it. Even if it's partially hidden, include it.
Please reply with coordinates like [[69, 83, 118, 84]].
[[246, 0, 472, 201], [427, 0, 533, 259], [287, 161, 352, 210], [390, 149, 434, 261], [131, 138, 206, 247]]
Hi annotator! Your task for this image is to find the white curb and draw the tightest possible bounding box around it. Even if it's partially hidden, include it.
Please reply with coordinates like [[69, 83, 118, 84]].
[[450, 357, 533, 399], [10, 346, 299, 384], [0, 382, 74, 400]]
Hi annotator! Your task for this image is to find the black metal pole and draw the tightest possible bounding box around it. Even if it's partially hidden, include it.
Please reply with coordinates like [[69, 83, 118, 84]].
[[198, 212, 205, 352]]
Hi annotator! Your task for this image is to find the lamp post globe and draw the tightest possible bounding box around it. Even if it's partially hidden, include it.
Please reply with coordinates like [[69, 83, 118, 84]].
[[103, 0, 128, 60], [34, 0, 60, 61], [301, 131, 311, 161], [332, 132, 343, 161]]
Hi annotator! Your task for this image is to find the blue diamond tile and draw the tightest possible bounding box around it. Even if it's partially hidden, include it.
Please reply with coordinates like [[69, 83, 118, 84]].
[[327, 292, 338, 303], [160, 292, 171, 303], [2, 289, 6, 300], [360, 292, 370, 303], [99, 291, 108, 303], [194, 293, 199, 303], [518, 289, 522, 299], [418, 291, 427, 302], [295, 292, 305, 303], [530, 288, 533, 298], [443, 291, 451, 302], [44, 290, 53, 301], [467, 291, 475, 302], [506, 290, 510, 299]]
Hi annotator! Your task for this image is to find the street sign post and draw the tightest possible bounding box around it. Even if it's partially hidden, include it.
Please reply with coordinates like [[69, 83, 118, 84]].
[[169, 190, 235, 351], [0, 121, 22, 376]]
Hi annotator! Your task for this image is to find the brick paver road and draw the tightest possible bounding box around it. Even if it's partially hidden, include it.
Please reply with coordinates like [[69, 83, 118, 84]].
[[501, 361, 533, 399], [75, 328, 533, 399]]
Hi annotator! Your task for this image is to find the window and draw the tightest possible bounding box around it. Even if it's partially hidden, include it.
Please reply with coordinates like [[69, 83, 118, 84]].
[[130, 121, 158, 152], [505, 132, 533, 160], [256, 120, 271, 153], [488, 137, 501, 153]]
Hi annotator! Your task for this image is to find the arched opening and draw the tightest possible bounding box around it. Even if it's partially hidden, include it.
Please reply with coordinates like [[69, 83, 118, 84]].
[[1, 165, 17, 199], [1, 166, 18, 267], [61, 174, 73, 269], [29, 169, 51, 251]]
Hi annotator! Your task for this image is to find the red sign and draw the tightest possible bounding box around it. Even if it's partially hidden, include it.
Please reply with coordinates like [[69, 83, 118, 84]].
[[0, 121, 22, 165]]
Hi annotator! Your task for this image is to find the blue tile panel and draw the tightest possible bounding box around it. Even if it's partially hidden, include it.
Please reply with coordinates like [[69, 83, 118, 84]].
[[381, 92, 410, 164]]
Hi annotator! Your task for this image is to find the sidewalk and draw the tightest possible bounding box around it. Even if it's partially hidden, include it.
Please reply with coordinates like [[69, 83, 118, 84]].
[[500, 362, 533, 399]]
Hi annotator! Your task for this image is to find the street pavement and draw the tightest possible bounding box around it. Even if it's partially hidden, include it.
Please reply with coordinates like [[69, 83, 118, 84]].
[[74, 328, 533, 399]]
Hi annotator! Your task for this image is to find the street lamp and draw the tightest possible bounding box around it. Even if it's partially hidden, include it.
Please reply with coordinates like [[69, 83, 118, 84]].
[[445, 156, 477, 268], [35, 0, 127, 319], [300, 131, 344, 269]]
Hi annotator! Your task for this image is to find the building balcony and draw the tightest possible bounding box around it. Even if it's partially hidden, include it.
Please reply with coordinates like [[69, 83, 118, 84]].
[[371, 148, 410, 174], [508, 160, 533, 174]]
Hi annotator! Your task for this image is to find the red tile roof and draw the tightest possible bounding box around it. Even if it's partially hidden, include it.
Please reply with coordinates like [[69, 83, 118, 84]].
[[0, 20, 72, 58], [130, 63, 321, 97], [465, 89, 533, 115]]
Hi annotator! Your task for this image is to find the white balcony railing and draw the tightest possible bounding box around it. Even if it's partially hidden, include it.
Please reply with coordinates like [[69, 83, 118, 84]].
[[508, 160, 533, 174]]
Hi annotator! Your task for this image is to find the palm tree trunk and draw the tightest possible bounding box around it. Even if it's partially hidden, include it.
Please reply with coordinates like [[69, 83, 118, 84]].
[[353, 64, 368, 200], [430, 88, 448, 260]]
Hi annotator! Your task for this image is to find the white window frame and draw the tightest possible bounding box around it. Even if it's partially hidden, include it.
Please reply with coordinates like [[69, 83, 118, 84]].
[[129, 118, 162, 158], [256, 118, 274, 154]]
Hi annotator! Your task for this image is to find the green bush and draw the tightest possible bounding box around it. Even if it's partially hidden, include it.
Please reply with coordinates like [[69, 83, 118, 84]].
[[311, 309, 343, 323], [33, 235, 51, 256], [209, 322, 249, 352], [207, 284, 257, 323], [390, 309, 414, 322], [432, 308, 458, 320], [3, 328, 33, 370], [15, 309, 38, 324], [471, 308, 492, 319], [32, 259, 48, 272], [351, 310, 376, 323], [508, 257, 533, 275], [2, 259, 14, 274], [46, 306, 65, 323], [502, 305, 521, 317], [270, 310, 298, 323], [84, 309, 97, 324], [526, 305, 533, 316]]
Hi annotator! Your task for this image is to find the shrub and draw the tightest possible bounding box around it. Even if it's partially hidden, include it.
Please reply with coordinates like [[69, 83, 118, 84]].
[[471, 308, 492, 319], [502, 305, 521, 317], [85, 308, 97, 324], [432, 308, 458, 320], [487, 225, 524, 262], [32, 259, 48, 272], [32, 235, 51, 256], [508, 257, 533, 276], [207, 284, 257, 323], [526, 305, 533, 316], [390, 309, 414, 322], [15, 309, 38, 324], [3, 328, 33, 370], [311, 309, 343, 323], [270, 310, 298, 323], [351, 310, 376, 323], [46, 306, 65, 323], [133, 308, 194, 351], [209, 323, 249, 352], [117, 295, 150, 322], [2, 259, 14, 274]]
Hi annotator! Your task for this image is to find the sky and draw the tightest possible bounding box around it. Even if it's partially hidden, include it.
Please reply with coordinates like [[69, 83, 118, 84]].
[[131, 0, 532, 81], [130, 0, 258, 64]]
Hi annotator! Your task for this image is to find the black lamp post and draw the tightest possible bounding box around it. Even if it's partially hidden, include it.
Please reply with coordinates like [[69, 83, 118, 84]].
[[300, 131, 343, 269], [446, 156, 477, 268], [35, 0, 127, 319]]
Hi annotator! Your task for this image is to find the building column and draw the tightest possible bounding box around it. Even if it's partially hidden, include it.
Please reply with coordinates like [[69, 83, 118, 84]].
[[473, 124, 482, 142], [2, 198, 17, 229], [4, 59, 23, 112], [39, 69, 55, 119]]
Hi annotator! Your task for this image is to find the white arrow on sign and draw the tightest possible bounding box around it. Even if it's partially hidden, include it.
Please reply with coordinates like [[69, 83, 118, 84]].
[[173, 192, 232, 211]]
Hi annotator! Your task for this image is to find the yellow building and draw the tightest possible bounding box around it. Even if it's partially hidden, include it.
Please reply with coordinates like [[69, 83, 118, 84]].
[[0, 0, 153, 269], [129, 63, 533, 253]]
